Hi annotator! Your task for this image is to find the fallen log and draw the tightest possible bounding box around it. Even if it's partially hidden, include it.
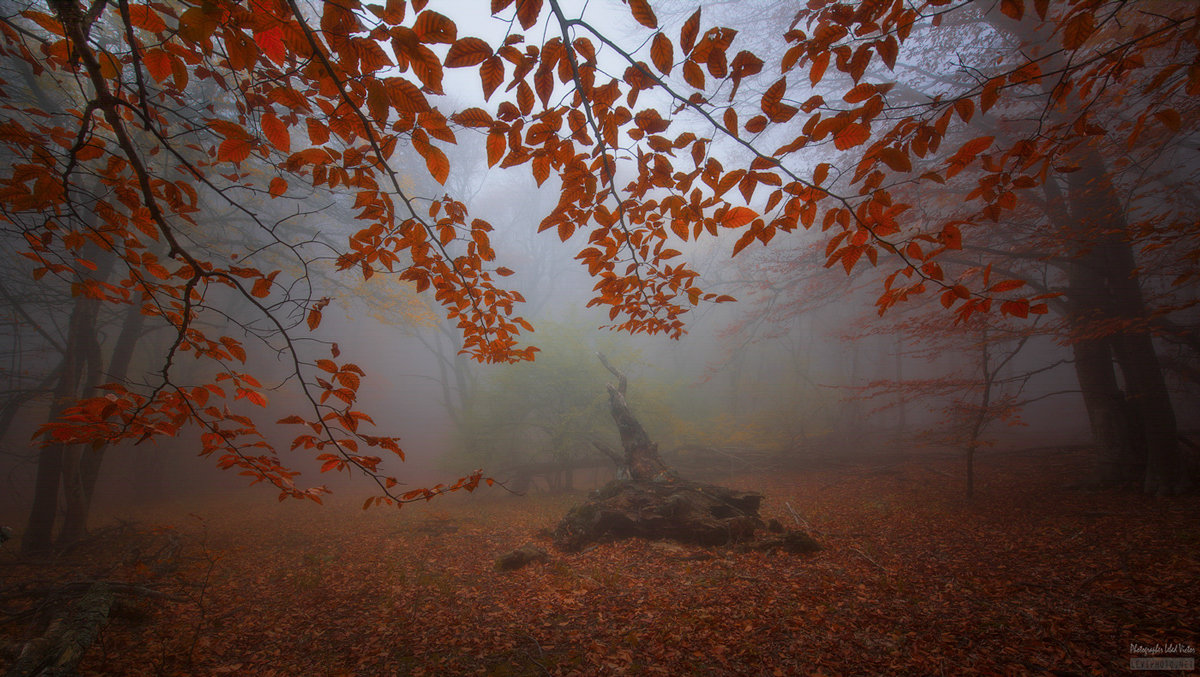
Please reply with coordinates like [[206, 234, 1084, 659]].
[[6, 582, 112, 677]]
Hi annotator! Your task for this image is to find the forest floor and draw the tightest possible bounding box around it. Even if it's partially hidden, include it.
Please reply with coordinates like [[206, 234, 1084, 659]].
[[2, 447, 1198, 676]]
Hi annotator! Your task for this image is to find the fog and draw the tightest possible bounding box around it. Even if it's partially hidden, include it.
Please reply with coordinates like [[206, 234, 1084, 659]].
[[1, 0, 1198, 673], [1, 0, 1196, 523]]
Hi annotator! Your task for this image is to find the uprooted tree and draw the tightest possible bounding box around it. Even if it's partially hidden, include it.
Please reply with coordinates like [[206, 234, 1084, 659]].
[[552, 354, 818, 554]]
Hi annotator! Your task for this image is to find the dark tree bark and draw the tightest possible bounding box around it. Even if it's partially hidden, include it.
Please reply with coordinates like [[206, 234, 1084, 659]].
[[988, 6, 1190, 495], [1066, 157, 1189, 495], [59, 300, 147, 544], [595, 353, 674, 482], [23, 247, 124, 552]]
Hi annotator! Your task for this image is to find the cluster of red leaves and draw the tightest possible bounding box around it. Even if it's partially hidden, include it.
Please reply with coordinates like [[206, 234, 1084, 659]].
[[13, 449, 1188, 676]]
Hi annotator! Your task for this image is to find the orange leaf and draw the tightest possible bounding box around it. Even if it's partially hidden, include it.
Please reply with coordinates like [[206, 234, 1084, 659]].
[[21, 10, 64, 36], [809, 52, 829, 86], [423, 144, 449, 183], [628, 0, 657, 29], [879, 147, 911, 172], [988, 279, 1025, 293], [843, 83, 876, 104], [957, 135, 994, 157], [813, 163, 831, 186], [1062, 11, 1094, 49], [479, 56, 503, 100], [218, 137, 252, 164], [651, 33, 673, 75], [142, 49, 173, 82], [680, 9, 700, 54], [723, 108, 738, 137], [445, 37, 491, 67], [486, 131, 505, 167], [242, 390, 268, 407], [1001, 299, 1029, 318], [413, 10, 456, 43], [126, 4, 166, 32], [251, 277, 272, 298], [1154, 109, 1181, 132], [307, 119, 329, 145], [261, 112, 290, 153], [1000, 0, 1023, 21], [683, 60, 705, 89], [307, 308, 323, 331], [386, 77, 430, 113], [515, 0, 541, 30], [955, 98, 974, 123], [876, 36, 898, 71], [833, 123, 870, 150], [722, 206, 757, 229], [268, 177, 287, 198]]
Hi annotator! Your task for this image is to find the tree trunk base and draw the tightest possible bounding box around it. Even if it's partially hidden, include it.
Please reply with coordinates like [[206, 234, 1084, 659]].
[[552, 478, 818, 554]]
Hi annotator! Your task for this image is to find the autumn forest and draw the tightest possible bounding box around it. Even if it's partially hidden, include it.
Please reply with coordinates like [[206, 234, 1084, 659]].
[[0, 0, 1197, 674]]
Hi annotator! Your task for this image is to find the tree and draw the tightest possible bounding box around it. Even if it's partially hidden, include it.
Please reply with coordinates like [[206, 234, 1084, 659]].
[[708, 0, 1199, 492], [1, 0, 1195, 550]]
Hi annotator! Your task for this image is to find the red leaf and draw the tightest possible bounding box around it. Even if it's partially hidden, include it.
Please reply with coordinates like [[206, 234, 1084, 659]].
[[255, 25, 286, 65], [479, 56, 504, 100], [988, 279, 1026, 293], [261, 112, 290, 153], [833, 123, 870, 150], [486, 132, 505, 167], [126, 4, 166, 32], [680, 9, 700, 54], [217, 137, 252, 164], [879, 147, 911, 172], [413, 10, 457, 43], [651, 33, 673, 75], [722, 206, 757, 229], [251, 277, 271, 298], [957, 135, 994, 157], [628, 0, 657, 29], [515, 0, 541, 30], [1062, 11, 1094, 49], [445, 37, 492, 67]]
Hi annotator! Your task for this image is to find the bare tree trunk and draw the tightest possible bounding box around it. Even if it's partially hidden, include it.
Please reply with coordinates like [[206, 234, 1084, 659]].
[[989, 7, 1189, 494], [59, 300, 146, 543], [1071, 337, 1142, 486], [1067, 157, 1189, 494], [965, 329, 991, 501], [23, 295, 100, 554], [596, 353, 674, 482]]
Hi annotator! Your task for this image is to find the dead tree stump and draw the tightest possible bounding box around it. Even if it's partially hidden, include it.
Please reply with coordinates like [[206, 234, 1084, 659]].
[[552, 355, 818, 554]]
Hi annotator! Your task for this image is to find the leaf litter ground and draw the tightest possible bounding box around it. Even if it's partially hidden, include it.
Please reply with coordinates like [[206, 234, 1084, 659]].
[[4, 448, 1196, 675]]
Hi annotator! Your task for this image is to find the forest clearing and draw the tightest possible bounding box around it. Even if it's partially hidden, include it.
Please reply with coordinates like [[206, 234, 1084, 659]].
[[3, 448, 1196, 676], [2, 0, 1199, 674]]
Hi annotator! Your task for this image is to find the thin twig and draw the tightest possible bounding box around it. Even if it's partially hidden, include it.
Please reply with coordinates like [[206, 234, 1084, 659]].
[[848, 546, 890, 574]]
